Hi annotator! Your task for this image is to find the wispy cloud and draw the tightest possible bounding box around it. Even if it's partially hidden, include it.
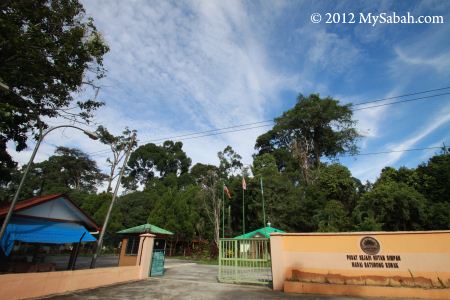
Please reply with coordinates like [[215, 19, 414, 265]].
[[394, 47, 450, 73], [351, 103, 450, 181], [8, 0, 450, 187]]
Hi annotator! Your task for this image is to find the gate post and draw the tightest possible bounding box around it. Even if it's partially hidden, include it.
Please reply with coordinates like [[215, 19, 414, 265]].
[[137, 233, 155, 279], [269, 234, 284, 290]]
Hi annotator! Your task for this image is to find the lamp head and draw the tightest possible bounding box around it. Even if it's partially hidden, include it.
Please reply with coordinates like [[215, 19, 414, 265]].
[[83, 130, 99, 140]]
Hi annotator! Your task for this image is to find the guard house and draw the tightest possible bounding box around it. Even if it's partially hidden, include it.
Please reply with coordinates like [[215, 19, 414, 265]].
[[234, 225, 285, 240], [234, 225, 285, 259], [0, 194, 99, 272], [117, 223, 173, 274]]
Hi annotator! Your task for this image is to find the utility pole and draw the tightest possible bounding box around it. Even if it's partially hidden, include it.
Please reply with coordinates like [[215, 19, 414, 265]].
[[90, 133, 136, 268]]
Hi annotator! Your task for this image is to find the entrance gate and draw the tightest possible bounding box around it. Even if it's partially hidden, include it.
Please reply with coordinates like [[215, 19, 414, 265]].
[[150, 249, 165, 276], [218, 238, 272, 285]]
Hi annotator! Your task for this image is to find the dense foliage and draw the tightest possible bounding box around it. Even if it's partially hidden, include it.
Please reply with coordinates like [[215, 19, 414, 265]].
[[1, 140, 448, 255], [0, 0, 109, 184]]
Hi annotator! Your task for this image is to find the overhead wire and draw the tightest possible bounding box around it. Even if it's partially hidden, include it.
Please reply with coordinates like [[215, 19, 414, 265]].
[[84, 86, 450, 157]]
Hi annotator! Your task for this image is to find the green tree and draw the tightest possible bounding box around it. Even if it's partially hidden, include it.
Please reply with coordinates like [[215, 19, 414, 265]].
[[148, 185, 200, 255], [96, 126, 137, 192], [1, 147, 105, 200], [217, 146, 243, 178], [315, 200, 351, 232], [416, 154, 450, 204], [126, 141, 191, 188], [312, 163, 359, 211], [255, 94, 359, 184], [47, 147, 106, 192], [415, 153, 450, 229], [355, 181, 427, 231], [252, 153, 278, 176], [0, 0, 109, 183]]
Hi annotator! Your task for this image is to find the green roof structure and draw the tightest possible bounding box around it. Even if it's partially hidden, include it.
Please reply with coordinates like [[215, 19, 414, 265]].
[[234, 226, 285, 239], [117, 223, 173, 235]]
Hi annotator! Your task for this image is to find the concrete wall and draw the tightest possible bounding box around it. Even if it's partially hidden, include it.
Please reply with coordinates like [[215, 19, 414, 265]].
[[270, 231, 450, 299], [0, 233, 155, 300], [118, 238, 138, 267]]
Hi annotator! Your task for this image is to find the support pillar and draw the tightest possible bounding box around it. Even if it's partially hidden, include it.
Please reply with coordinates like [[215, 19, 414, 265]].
[[137, 233, 155, 279]]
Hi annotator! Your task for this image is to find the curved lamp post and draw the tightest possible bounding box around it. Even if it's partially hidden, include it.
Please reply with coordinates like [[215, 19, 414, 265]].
[[0, 124, 99, 242]]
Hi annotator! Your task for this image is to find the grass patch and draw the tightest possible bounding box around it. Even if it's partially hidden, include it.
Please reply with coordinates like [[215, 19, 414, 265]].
[[169, 255, 218, 265]]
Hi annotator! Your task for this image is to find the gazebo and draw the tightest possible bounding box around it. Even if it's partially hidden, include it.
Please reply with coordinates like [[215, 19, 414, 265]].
[[116, 223, 173, 273]]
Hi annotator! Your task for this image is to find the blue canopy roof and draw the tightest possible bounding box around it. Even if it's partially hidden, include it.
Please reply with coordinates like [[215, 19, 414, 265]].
[[0, 217, 97, 256]]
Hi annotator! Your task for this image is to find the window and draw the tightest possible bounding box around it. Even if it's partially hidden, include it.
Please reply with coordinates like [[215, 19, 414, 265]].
[[125, 236, 140, 256]]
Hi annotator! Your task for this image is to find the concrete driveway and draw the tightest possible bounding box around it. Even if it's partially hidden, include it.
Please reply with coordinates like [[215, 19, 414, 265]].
[[44, 259, 395, 300]]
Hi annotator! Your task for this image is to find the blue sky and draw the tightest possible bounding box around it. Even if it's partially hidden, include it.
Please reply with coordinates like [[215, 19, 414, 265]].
[[10, 0, 450, 184]]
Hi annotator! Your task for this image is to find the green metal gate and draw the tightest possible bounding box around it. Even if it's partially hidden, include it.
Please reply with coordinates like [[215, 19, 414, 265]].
[[218, 238, 272, 285], [150, 249, 165, 276]]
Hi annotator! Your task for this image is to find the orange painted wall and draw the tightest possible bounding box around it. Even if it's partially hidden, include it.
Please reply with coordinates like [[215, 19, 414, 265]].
[[270, 231, 450, 296], [118, 238, 138, 267], [0, 234, 155, 300], [0, 266, 139, 299]]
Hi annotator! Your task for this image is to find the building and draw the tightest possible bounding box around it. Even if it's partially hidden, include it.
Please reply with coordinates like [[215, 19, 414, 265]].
[[117, 223, 173, 269], [0, 194, 99, 272]]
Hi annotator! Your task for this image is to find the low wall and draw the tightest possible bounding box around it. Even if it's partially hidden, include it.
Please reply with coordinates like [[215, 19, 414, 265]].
[[270, 231, 450, 299], [0, 233, 155, 300], [0, 266, 139, 299], [118, 238, 138, 267]]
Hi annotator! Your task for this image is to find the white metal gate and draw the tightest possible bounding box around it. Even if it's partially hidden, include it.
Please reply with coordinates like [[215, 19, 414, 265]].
[[218, 238, 272, 285]]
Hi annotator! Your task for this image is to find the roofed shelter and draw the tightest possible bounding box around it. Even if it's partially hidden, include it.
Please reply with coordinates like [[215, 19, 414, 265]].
[[117, 223, 173, 268], [234, 226, 285, 259], [0, 194, 99, 272], [234, 226, 285, 239]]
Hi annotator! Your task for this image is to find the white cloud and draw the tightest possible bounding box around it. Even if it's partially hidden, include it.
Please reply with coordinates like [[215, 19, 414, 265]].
[[351, 104, 450, 181], [76, 0, 299, 167], [394, 47, 450, 73]]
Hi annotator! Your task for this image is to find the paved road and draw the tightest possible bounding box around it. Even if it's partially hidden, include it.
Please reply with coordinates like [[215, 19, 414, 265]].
[[44, 259, 398, 300]]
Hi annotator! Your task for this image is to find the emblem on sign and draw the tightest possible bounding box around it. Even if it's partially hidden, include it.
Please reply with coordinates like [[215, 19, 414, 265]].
[[360, 236, 380, 255]]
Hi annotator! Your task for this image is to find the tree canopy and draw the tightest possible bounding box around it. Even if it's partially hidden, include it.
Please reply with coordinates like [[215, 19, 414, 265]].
[[255, 94, 360, 184], [125, 141, 191, 189], [0, 0, 109, 183]]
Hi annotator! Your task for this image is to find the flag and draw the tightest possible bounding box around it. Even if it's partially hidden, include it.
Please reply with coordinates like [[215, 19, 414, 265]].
[[224, 185, 231, 199], [242, 177, 247, 190]]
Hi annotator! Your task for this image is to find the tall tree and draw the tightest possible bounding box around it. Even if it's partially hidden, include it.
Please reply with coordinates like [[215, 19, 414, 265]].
[[0, 0, 109, 183], [255, 94, 359, 184], [355, 180, 427, 231], [0, 146, 105, 202], [126, 141, 191, 189], [217, 146, 243, 178], [96, 126, 137, 193], [49, 147, 106, 192], [197, 168, 221, 249]]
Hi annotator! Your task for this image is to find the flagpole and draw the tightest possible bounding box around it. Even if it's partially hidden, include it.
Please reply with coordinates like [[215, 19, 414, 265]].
[[261, 177, 266, 229], [222, 183, 225, 238], [242, 181, 245, 235], [228, 205, 231, 236]]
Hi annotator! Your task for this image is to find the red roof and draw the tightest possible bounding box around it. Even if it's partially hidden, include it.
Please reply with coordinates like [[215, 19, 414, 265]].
[[0, 194, 100, 231], [0, 194, 63, 216]]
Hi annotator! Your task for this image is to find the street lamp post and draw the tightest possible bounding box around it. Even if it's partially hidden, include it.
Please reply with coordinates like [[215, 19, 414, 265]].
[[90, 133, 136, 269], [0, 124, 99, 243]]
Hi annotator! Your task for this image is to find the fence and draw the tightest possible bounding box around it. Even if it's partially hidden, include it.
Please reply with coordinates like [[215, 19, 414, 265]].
[[218, 238, 272, 285]]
